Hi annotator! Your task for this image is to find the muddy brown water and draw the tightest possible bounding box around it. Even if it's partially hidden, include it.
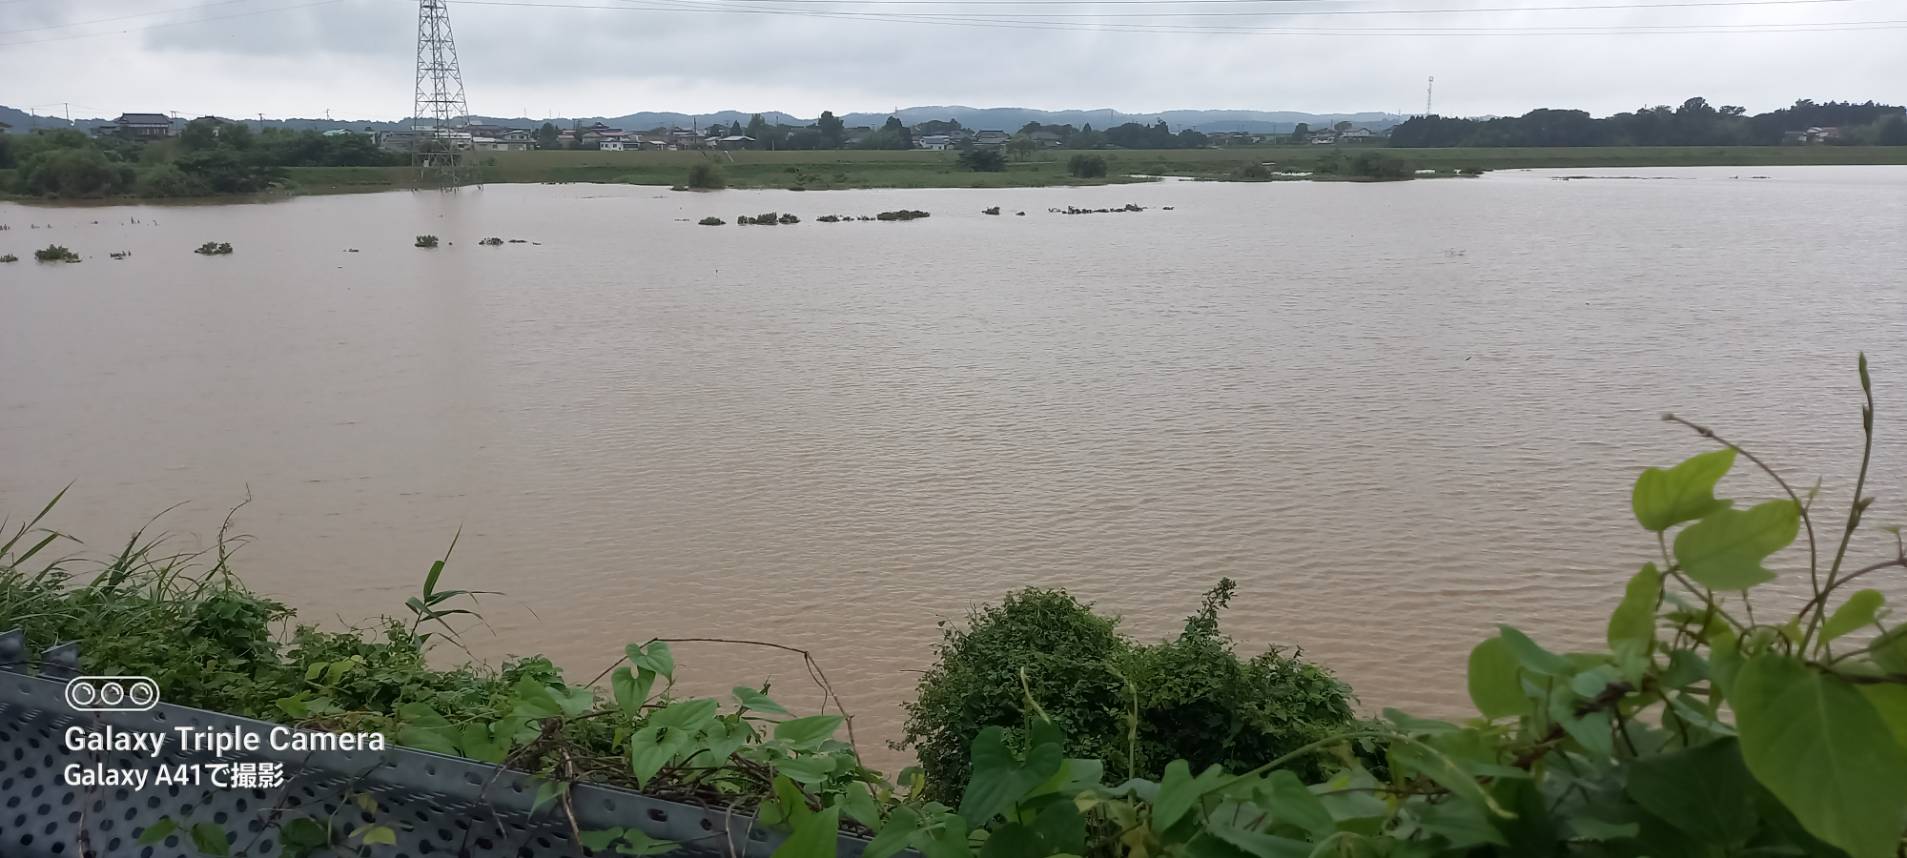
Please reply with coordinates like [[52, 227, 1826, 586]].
[[4, 166, 1906, 774]]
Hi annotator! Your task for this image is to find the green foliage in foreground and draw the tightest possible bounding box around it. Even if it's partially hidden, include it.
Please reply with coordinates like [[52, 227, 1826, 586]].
[[902, 581, 1356, 803], [4, 355, 1907, 857]]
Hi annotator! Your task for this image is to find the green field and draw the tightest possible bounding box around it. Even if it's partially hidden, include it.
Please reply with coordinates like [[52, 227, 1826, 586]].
[[16, 145, 1905, 199]]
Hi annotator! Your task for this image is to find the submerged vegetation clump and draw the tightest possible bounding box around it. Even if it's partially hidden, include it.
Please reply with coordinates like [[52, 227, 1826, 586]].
[[1067, 154, 1109, 178], [816, 214, 842, 223], [778, 213, 799, 224], [414, 234, 439, 248], [736, 212, 783, 225], [685, 162, 726, 190], [874, 209, 930, 221], [1052, 203, 1146, 215], [697, 216, 725, 226], [478, 236, 505, 246], [193, 241, 234, 255], [6, 357, 1907, 858], [1230, 162, 1274, 180], [982, 206, 1001, 215], [1, 254, 19, 263], [34, 244, 80, 262]]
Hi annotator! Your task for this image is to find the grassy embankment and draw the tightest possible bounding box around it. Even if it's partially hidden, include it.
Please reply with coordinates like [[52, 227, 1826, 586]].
[[278, 144, 1907, 195]]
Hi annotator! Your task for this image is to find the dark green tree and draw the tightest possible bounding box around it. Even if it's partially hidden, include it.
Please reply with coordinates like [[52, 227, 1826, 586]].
[[535, 122, 561, 149], [816, 111, 845, 148]]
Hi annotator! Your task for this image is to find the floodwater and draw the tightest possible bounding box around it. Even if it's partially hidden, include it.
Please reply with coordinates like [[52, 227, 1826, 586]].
[[4, 167, 1906, 773]]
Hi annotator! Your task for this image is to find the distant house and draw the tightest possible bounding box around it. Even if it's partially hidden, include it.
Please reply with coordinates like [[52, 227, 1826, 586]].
[[1337, 128, 1376, 142], [916, 134, 952, 151], [1804, 126, 1843, 144], [1309, 133, 1338, 145], [971, 130, 1011, 146], [666, 127, 702, 149], [714, 135, 754, 149], [96, 113, 176, 141], [474, 134, 533, 152], [1030, 130, 1063, 147]]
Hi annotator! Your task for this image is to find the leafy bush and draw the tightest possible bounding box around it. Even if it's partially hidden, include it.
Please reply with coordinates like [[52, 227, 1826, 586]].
[[193, 241, 234, 256], [901, 580, 1355, 802], [686, 162, 725, 189], [0, 254, 18, 263], [1230, 162, 1273, 180], [479, 236, 504, 246], [16, 147, 135, 198], [34, 244, 80, 262], [1067, 154, 1109, 178], [414, 234, 439, 248], [133, 164, 210, 197], [957, 147, 1008, 172], [982, 206, 1001, 215], [779, 213, 800, 224], [875, 209, 930, 221], [698, 217, 725, 226]]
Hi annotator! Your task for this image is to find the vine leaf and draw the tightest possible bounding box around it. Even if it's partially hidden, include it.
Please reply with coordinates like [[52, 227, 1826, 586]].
[[191, 822, 232, 857], [734, 685, 791, 715], [1673, 500, 1799, 591], [770, 805, 840, 858], [959, 727, 1063, 825], [1466, 637, 1524, 719], [1607, 564, 1662, 661], [1624, 737, 1756, 847], [1153, 759, 1225, 831], [1859, 685, 1907, 751], [394, 703, 458, 755], [1820, 590, 1884, 645], [137, 818, 178, 846], [1495, 625, 1570, 676], [1732, 653, 1907, 858], [627, 641, 675, 682], [863, 807, 921, 858], [1258, 770, 1334, 839], [774, 714, 845, 749], [1633, 448, 1736, 532]]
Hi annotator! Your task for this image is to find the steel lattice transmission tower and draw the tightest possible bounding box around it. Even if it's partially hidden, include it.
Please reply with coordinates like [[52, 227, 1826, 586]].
[[412, 0, 470, 184]]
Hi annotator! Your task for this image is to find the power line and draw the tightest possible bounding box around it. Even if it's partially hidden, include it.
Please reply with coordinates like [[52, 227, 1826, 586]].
[[0, 0, 255, 36], [444, 0, 1907, 33], [0, 0, 342, 47], [598, 0, 1881, 15]]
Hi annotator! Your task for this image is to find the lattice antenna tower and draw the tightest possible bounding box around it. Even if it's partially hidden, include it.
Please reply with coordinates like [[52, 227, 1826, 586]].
[[1424, 76, 1435, 118], [413, 0, 471, 184]]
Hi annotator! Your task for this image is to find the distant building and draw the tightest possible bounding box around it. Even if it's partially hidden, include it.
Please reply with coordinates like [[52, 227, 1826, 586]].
[[1337, 128, 1376, 142], [1030, 130, 1063, 147], [971, 130, 1011, 146], [916, 134, 952, 151], [96, 113, 176, 141], [1804, 126, 1843, 144], [714, 135, 754, 149]]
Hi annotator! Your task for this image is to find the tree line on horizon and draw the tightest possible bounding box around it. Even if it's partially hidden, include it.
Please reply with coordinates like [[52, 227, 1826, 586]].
[[1391, 97, 1907, 148]]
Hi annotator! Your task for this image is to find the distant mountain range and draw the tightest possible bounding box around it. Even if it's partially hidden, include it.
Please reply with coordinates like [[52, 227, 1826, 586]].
[[1, 104, 1405, 135]]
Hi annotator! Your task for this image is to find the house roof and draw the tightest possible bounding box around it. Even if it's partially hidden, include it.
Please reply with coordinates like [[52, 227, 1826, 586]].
[[115, 113, 172, 125]]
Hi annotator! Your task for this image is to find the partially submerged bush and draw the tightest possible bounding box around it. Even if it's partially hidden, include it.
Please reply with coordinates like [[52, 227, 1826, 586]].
[[777, 213, 799, 224], [478, 237, 504, 246], [737, 212, 781, 225], [982, 206, 1001, 215], [193, 241, 234, 255], [875, 209, 930, 221], [414, 234, 439, 248], [1231, 162, 1273, 180], [816, 214, 842, 223], [686, 162, 725, 190], [0, 254, 18, 263], [698, 216, 725, 226], [34, 244, 79, 262], [902, 579, 1355, 802]]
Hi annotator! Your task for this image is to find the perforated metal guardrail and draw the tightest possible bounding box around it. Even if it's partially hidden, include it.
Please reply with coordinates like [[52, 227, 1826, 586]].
[[0, 630, 884, 858]]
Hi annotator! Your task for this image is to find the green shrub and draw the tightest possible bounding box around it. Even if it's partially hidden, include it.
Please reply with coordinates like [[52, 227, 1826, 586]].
[[1067, 154, 1108, 178], [957, 147, 1008, 172], [901, 579, 1355, 801], [414, 234, 439, 248], [0, 254, 18, 263], [1231, 162, 1273, 180], [134, 164, 209, 197], [698, 216, 725, 226], [193, 241, 234, 256], [34, 244, 80, 262], [686, 162, 725, 189]]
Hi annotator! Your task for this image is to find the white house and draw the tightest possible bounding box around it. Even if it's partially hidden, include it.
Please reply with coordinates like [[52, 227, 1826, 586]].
[[916, 134, 951, 151]]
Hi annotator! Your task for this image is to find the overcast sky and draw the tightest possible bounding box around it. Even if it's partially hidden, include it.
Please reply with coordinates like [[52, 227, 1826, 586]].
[[2, 0, 1902, 122]]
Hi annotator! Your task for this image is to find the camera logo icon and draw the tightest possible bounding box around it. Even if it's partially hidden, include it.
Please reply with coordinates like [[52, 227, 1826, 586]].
[[65, 676, 161, 712]]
